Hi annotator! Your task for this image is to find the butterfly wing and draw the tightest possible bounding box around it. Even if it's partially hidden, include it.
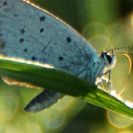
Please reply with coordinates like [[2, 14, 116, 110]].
[[0, 0, 99, 111]]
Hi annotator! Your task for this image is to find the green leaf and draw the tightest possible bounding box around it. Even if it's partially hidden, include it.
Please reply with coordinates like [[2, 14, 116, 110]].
[[0, 56, 132, 118]]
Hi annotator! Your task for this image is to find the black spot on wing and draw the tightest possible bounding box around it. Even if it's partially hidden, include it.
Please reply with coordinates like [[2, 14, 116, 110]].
[[3, 1, 7, 6], [58, 56, 64, 61], [40, 28, 44, 33], [31, 56, 37, 61], [23, 48, 28, 52], [19, 38, 24, 43], [20, 28, 25, 34], [14, 13, 19, 17], [66, 37, 72, 43], [39, 16, 46, 22]]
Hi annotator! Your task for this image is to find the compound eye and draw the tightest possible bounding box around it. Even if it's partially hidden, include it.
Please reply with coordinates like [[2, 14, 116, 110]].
[[106, 54, 112, 64], [100, 52, 112, 65]]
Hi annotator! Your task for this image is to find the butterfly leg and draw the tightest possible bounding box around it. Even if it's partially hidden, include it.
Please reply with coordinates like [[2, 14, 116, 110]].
[[96, 70, 112, 91], [102, 70, 112, 91]]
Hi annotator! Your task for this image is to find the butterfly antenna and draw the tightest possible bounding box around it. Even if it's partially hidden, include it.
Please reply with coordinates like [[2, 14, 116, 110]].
[[107, 46, 133, 76], [107, 45, 133, 54], [107, 45, 133, 96]]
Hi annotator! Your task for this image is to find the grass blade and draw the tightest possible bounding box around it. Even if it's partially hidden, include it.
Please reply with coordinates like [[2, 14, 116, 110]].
[[0, 56, 132, 118]]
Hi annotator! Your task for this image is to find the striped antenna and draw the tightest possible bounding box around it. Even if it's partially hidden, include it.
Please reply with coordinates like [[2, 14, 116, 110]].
[[107, 45, 133, 54], [107, 45, 133, 75], [106, 45, 133, 96], [106, 45, 133, 75]]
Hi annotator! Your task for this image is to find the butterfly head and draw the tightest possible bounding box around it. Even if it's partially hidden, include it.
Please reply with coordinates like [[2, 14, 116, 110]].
[[100, 49, 116, 70]]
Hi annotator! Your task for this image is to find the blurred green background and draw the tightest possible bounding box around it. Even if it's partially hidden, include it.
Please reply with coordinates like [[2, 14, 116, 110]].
[[0, 0, 133, 133]]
